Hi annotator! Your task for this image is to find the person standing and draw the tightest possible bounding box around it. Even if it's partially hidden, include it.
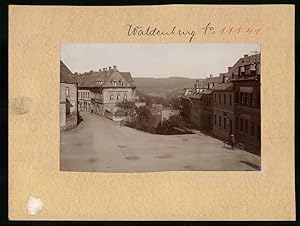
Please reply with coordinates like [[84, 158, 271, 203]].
[[231, 134, 235, 150]]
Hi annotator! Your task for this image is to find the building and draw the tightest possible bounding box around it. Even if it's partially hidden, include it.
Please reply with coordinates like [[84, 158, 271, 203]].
[[188, 80, 202, 129], [212, 80, 234, 140], [181, 88, 193, 123], [60, 61, 78, 131], [200, 75, 222, 132], [183, 76, 222, 131], [231, 54, 261, 152], [75, 66, 136, 117], [180, 53, 261, 154], [212, 69, 236, 141]]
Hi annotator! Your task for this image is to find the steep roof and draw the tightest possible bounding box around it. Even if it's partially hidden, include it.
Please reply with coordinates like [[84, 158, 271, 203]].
[[76, 69, 136, 89], [60, 61, 77, 84], [78, 71, 108, 88], [212, 82, 233, 91], [202, 89, 213, 94], [120, 72, 134, 82], [227, 53, 261, 81]]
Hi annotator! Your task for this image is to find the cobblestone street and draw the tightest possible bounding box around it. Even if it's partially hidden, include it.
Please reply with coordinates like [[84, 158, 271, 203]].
[[60, 112, 261, 172]]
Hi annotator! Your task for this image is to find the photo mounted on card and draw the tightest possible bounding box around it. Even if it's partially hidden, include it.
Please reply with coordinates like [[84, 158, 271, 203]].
[[9, 5, 295, 220], [60, 43, 261, 172]]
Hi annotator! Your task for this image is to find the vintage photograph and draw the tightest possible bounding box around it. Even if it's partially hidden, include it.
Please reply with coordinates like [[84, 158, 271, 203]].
[[60, 43, 261, 172]]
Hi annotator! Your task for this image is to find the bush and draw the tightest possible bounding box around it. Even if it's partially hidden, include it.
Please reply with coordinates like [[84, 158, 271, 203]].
[[156, 114, 194, 135], [126, 106, 156, 134]]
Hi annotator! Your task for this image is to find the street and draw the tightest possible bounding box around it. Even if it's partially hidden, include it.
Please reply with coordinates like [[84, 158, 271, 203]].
[[60, 112, 261, 172]]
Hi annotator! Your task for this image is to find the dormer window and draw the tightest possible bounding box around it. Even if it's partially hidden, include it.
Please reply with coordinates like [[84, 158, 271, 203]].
[[240, 66, 245, 76], [111, 80, 117, 87]]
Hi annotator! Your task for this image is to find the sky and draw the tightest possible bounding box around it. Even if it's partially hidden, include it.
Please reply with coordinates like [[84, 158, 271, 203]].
[[61, 43, 260, 79]]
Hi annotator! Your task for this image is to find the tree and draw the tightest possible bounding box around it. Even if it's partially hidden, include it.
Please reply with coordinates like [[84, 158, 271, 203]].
[[170, 97, 182, 111], [116, 100, 136, 115], [130, 106, 156, 133]]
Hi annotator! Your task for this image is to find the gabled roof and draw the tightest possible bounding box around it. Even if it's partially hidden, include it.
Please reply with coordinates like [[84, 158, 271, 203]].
[[75, 68, 135, 89], [226, 53, 261, 81], [78, 71, 108, 88], [60, 61, 77, 84], [212, 82, 233, 91], [189, 93, 202, 99], [120, 72, 134, 82], [202, 89, 213, 94]]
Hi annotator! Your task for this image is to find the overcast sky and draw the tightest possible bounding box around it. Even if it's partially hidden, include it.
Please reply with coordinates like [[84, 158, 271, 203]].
[[61, 43, 260, 79]]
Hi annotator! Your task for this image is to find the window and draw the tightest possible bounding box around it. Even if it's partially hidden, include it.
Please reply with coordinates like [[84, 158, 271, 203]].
[[245, 119, 248, 133], [229, 94, 232, 105], [121, 81, 124, 86], [224, 118, 227, 129], [240, 66, 245, 75], [214, 93, 216, 103], [219, 93, 221, 104], [245, 93, 248, 105], [251, 121, 255, 136], [241, 93, 244, 104], [219, 116, 221, 127], [236, 117, 239, 130], [224, 94, 226, 105], [240, 118, 243, 132], [124, 93, 127, 100], [245, 65, 251, 75], [110, 94, 114, 100], [65, 87, 69, 97], [214, 114, 216, 125], [117, 93, 120, 100], [250, 94, 254, 106]]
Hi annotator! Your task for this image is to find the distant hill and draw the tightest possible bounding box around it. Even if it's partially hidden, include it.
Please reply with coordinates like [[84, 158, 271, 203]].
[[133, 77, 201, 97]]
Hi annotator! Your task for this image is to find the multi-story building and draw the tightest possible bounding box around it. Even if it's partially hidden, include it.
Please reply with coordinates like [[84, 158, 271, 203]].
[[181, 88, 193, 123], [180, 53, 261, 154], [231, 54, 261, 152], [212, 69, 236, 140], [60, 61, 78, 131], [76, 66, 136, 116], [184, 76, 222, 131], [212, 81, 234, 140]]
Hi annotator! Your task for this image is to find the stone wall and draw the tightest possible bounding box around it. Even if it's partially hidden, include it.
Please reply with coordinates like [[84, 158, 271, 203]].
[[65, 112, 78, 130]]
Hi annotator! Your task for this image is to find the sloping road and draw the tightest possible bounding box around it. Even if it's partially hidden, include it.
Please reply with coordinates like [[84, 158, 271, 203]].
[[60, 112, 261, 172]]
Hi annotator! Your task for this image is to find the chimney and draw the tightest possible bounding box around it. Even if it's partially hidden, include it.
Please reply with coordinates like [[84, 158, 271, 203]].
[[220, 73, 225, 83], [210, 74, 213, 78], [90, 70, 93, 73], [99, 69, 102, 72], [244, 54, 248, 58], [113, 65, 117, 70], [103, 67, 106, 71], [74, 72, 78, 76], [109, 66, 112, 71], [195, 80, 199, 88], [228, 67, 231, 72]]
